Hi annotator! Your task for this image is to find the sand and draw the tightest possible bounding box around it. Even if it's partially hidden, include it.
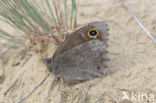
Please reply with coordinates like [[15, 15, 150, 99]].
[[0, 0, 156, 103]]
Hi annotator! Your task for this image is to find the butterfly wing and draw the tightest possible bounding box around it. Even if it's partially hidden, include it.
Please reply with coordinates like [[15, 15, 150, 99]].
[[43, 21, 110, 84], [56, 39, 109, 84]]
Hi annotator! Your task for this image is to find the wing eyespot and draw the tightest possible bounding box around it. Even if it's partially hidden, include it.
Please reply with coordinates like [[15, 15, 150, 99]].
[[88, 29, 99, 39]]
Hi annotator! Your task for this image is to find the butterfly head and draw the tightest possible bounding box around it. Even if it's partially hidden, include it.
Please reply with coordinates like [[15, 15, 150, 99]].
[[42, 58, 53, 72]]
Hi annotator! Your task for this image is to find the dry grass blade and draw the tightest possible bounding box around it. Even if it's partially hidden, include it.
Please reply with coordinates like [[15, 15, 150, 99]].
[[0, 50, 4, 78], [81, 84, 92, 103], [0, 29, 22, 43], [44, 76, 56, 103], [4, 78, 19, 95], [105, 2, 156, 44], [120, 3, 156, 44], [16, 74, 51, 103], [94, 91, 119, 103]]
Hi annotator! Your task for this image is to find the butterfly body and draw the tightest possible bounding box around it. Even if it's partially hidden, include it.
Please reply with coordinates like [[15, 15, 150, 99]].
[[43, 21, 110, 84]]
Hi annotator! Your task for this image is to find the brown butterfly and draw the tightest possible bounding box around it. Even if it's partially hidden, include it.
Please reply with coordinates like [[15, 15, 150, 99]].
[[43, 21, 110, 84]]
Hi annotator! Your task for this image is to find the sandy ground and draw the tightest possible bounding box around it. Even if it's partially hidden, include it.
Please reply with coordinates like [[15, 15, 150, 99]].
[[0, 0, 156, 103]]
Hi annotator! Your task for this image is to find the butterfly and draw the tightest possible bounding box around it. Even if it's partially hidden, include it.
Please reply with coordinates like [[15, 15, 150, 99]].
[[43, 21, 110, 84]]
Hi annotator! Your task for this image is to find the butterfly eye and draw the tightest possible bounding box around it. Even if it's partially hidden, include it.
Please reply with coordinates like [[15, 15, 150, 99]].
[[88, 29, 99, 38]]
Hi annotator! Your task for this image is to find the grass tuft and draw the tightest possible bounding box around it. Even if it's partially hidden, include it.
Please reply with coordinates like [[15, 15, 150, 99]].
[[0, 0, 78, 45]]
